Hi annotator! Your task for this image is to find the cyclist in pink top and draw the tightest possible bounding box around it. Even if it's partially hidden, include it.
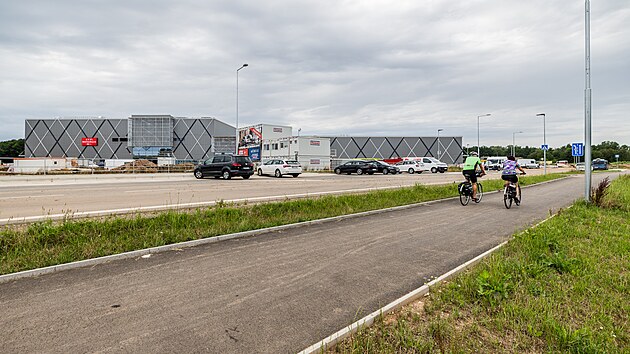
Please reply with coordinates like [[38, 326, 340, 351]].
[[502, 156, 526, 202]]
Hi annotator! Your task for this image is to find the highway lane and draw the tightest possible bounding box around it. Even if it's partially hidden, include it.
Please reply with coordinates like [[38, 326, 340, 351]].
[[0, 172, 621, 353], [0, 168, 571, 223]]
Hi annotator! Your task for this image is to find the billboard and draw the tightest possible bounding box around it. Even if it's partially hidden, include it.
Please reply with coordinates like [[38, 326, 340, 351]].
[[238, 125, 262, 150]]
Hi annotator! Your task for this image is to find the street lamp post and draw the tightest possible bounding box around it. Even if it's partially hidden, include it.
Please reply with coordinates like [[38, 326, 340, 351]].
[[537, 113, 546, 175], [236, 63, 249, 154], [477, 113, 491, 156], [512, 131, 523, 157], [437, 129, 443, 160]]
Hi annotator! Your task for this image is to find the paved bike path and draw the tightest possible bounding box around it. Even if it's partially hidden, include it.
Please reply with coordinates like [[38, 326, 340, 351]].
[[0, 173, 619, 353]]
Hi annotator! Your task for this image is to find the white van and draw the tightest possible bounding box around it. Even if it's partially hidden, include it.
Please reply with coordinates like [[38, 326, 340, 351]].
[[485, 156, 507, 171], [517, 159, 539, 169]]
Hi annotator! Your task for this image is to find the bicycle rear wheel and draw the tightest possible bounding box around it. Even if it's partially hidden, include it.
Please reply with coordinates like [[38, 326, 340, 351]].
[[504, 188, 512, 209], [474, 183, 483, 203]]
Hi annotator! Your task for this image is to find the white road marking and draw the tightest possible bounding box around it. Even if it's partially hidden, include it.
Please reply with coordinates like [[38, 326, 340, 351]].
[[2, 194, 65, 199]]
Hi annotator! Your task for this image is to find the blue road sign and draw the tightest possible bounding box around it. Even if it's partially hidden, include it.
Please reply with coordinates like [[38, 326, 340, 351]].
[[541, 144, 549, 151], [572, 143, 584, 157]]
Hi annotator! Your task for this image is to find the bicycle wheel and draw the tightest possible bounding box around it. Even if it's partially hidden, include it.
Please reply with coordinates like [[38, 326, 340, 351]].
[[459, 192, 470, 206], [474, 183, 483, 203], [503, 188, 512, 209]]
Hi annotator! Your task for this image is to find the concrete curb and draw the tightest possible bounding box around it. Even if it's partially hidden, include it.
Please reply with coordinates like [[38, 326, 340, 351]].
[[0, 175, 574, 285], [298, 209, 564, 354]]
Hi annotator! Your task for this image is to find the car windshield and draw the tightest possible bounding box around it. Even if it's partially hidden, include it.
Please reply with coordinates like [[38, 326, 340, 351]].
[[234, 156, 252, 164]]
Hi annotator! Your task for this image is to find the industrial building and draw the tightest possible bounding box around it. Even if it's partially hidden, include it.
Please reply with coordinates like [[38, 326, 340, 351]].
[[25, 115, 235, 162], [24, 116, 463, 169], [328, 136, 463, 165]]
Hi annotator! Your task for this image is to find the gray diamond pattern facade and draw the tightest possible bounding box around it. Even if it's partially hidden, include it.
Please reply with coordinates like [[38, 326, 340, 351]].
[[25, 117, 235, 161], [329, 136, 463, 164]]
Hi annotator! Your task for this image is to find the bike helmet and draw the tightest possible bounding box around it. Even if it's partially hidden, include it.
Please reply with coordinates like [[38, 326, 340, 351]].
[[470, 151, 478, 156]]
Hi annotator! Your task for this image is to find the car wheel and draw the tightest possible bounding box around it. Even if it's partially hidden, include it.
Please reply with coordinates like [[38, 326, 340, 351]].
[[431, 167, 437, 173], [291, 174, 299, 178], [275, 169, 282, 178], [242, 175, 250, 179], [222, 170, 231, 180], [334, 168, 341, 175], [383, 169, 389, 175], [408, 168, 414, 174], [357, 168, 364, 175], [257, 169, 263, 176], [194, 170, 204, 179]]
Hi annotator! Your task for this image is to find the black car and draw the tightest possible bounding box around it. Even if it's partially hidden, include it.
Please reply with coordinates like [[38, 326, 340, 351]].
[[371, 160, 400, 175], [194, 153, 254, 180], [334, 160, 378, 175]]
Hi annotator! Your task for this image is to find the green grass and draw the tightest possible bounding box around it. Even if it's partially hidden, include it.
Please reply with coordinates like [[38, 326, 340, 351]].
[[0, 173, 570, 275], [332, 175, 630, 353]]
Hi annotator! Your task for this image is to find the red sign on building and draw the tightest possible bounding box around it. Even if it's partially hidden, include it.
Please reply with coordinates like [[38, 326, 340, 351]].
[[81, 137, 98, 146]]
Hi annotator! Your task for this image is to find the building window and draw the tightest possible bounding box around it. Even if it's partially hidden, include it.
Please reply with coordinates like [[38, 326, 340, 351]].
[[280, 142, 285, 148], [120, 137, 128, 142], [272, 143, 278, 150], [112, 137, 119, 142], [263, 144, 270, 151]]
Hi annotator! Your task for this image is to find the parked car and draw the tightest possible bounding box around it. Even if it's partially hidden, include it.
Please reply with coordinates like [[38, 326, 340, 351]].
[[257, 159, 302, 177], [592, 159, 609, 170], [575, 162, 586, 171], [517, 159, 539, 169], [420, 157, 448, 173], [372, 160, 400, 175], [194, 153, 254, 180], [395, 160, 426, 174], [556, 160, 569, 168], [334, 160, 378, 175]]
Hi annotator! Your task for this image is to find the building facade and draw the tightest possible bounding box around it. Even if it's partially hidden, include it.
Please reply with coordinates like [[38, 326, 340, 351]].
[[262, 136, 331, 170], [328, 136, 463, 165], [25, 115, 235, 162]]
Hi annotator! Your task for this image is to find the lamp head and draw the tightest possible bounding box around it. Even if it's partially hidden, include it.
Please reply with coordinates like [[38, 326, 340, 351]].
[[536, 113, 545, 117]]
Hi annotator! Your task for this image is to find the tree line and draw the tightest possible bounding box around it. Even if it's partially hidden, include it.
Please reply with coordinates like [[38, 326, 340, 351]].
[[469, 141, 629, 162], [0, 139, 24, 157]]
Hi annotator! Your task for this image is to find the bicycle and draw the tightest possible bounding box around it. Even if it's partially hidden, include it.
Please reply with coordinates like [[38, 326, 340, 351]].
[[503, 172, 525, 209], [458, 171, 484, 206]]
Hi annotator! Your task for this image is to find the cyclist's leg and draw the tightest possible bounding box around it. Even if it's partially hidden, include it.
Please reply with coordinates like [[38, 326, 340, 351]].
[[472, 182, 477, 199]]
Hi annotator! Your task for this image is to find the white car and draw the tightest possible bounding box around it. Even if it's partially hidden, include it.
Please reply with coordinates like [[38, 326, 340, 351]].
[[257, 159, 302, 178], [420, 157, 448, 173], [395, 160, 426, 174]]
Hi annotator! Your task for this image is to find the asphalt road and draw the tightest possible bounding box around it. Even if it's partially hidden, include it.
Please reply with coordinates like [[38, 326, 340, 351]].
[[0, 168, 571, 223], [0, 171, 621, 353]]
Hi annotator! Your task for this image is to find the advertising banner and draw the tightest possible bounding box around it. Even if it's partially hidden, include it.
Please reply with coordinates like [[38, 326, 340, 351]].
[[248, 146, 261, 161], [238, 125, 262, 150], [81, 137, 98, 146]]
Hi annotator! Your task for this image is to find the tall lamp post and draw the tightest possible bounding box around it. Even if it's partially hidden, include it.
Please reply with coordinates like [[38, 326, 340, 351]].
[[512, 131, 523, 157], [477, 113, 491, 156], [236, 63, 249, 154], [537, 113, 546, 175], [437, 129, 443, 160]]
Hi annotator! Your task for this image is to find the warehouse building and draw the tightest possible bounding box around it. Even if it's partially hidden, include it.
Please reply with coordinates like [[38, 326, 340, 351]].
[[25, 115, 235, 162], [328, 136, 463, 165]]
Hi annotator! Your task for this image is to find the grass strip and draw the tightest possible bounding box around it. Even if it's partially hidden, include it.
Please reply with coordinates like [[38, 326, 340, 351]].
[[0, 173, 569, 275], [332, 174, 629, 353]]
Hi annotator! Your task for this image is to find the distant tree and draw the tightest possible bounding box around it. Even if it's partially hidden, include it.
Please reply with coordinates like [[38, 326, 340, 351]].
[[0, 139, 24, 157]]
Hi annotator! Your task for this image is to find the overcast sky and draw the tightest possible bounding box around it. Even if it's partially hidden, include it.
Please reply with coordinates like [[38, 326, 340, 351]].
[[1, 0, 628, 148]]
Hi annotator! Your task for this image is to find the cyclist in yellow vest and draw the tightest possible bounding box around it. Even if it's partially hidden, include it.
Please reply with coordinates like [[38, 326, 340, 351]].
[[462, 151, 486, 201]]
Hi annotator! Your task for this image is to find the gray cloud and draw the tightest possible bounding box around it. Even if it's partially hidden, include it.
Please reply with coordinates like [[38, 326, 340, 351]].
[[1, 0, 628, 149]]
